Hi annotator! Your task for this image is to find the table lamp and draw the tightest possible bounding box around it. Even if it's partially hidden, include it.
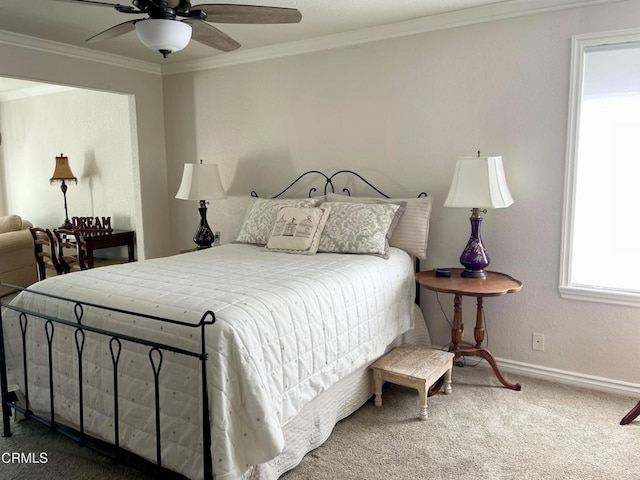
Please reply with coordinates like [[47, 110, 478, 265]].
[[49, 154, 77, 229], [175, 161, 227, 249], [444, 154, 514, 278]]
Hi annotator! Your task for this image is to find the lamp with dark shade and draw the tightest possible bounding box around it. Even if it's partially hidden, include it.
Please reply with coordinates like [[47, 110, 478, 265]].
[[176, 161, 227, 249], [444, 155, 514, 278], [50, 154, 77, 230]]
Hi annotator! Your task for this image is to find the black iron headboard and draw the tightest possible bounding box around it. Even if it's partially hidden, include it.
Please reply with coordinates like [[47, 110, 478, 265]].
[[251, 170, 428, 305], [251, 169, 427, 199]]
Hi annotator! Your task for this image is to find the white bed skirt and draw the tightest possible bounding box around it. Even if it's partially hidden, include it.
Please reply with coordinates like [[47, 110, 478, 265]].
[[248, 304, 431, 479]]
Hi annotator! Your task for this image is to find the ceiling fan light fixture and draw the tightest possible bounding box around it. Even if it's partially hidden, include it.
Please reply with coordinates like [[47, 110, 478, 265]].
[[134, 19, 192, 57]]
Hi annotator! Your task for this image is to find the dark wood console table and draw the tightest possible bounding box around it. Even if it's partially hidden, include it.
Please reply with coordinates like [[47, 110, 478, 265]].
[[415, 268, 523, 391], [78, 229, 135, 268]]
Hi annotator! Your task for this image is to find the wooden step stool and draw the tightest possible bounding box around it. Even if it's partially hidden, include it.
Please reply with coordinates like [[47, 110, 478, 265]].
[[371, 345, 454, 420]]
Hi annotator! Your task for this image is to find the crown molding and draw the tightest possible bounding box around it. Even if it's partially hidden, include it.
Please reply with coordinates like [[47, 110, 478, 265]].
[[0, 83, 77, 102], [0, 0, 626, 77], [0, 30, 161, 76], [162, 0, 624, 75]]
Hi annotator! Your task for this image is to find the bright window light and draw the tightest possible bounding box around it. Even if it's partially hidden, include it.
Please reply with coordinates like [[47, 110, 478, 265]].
[[560, 31, 640, 307]]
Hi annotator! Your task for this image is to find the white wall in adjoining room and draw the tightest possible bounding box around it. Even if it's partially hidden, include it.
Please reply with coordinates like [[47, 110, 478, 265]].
[[162, 0, 640, 386], [0, 42, 169, 260], [0, 88, 136, 233]]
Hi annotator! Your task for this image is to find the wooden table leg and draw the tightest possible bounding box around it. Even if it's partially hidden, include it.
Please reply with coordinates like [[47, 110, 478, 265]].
[[127, 241, 135, 262], [86, 245, 95, 269], [620, 400, 640, 425], [418, 380, 428, 421], [373, 369, 383, 407], [444, 365, 452, 395], [451, 294, 464, 353], [474, 297, 485, 347], [449, 295, 521, 391], [473, 347, 521, 391]]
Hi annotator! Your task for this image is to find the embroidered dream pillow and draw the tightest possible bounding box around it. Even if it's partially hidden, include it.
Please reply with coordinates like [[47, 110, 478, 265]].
[[235, 197, 320, 245], [264, 206, 331, 254]]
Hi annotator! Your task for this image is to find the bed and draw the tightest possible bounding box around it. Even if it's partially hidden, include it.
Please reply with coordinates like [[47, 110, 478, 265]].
[[0, 170, 432, 480]]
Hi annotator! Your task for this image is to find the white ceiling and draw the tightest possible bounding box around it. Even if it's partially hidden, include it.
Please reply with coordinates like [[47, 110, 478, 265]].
[[0, 1, 505, 64], [0, 0, 608, 68], [0, 0, 624, 86]]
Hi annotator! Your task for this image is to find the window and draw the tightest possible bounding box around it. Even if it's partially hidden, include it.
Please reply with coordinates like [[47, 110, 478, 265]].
[[560, 29, 640, 307]]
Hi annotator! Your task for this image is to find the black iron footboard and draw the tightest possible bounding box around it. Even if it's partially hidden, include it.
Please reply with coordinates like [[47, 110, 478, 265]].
[[0, 282, 216, 480]]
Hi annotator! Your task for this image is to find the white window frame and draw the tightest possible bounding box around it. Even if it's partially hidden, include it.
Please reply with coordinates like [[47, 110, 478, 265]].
[[560, 28, 640, 308]]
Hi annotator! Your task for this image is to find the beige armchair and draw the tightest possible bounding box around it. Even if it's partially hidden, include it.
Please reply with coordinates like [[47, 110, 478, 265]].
[[0, 214, 38, 295]]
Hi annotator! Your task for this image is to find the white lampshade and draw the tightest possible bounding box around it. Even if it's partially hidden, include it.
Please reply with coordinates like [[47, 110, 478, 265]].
[[176, 163, 227, 201], [444, 156, 514, 209], [135, 19, 192, 56]]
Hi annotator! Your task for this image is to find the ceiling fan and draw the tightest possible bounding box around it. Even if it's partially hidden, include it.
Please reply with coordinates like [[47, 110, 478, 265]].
[[54, 0, 302, 58]]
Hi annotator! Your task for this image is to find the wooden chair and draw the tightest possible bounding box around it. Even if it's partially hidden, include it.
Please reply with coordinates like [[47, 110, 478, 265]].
[[29, 227, 63, 280], [53, 228, 87, 273]]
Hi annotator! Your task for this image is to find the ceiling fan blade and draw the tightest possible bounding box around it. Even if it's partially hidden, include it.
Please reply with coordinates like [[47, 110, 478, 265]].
[[194, 4, 302, 24], [184, 19, 240, 52], [52, 0, 139, 13], [87, 19, 138, 43]]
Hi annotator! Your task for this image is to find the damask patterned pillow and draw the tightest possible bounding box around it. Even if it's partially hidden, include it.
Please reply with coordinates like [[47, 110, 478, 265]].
[[264, 206, 331, 254], [317, 202, 405, 258], [235, 197, 320, 245], [325, 193, 432, 260]]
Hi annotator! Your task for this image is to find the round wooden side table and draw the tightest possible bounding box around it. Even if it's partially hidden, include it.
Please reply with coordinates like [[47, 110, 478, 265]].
[[415, 268, 523, 391]]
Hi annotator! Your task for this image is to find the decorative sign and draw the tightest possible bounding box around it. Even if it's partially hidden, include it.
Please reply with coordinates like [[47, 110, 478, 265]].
[[72, 216, 112, 230]]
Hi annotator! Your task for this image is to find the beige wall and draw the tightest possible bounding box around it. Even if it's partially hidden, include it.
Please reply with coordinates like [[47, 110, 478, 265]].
[[0, 42, 169, 259], [163, 0, 640, 386]]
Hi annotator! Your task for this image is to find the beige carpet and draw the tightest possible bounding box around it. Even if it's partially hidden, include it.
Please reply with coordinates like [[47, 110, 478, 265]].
[[2, 366, 640, 480]]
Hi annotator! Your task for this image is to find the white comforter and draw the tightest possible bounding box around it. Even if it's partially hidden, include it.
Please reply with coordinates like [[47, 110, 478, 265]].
[[4, 244, 415, 479]]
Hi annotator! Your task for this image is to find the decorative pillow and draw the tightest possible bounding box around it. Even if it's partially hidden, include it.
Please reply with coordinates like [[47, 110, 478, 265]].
[[264, 206, 331, 254], [0, 215, 24, 234], [317, 202, 405, 258], [325, 193, 432, 260], [236, 197, 320, 245]]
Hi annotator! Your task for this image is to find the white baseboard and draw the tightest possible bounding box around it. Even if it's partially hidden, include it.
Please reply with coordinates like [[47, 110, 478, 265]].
[[468, 355, 640, 397], [426, 344, 640, 397]]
